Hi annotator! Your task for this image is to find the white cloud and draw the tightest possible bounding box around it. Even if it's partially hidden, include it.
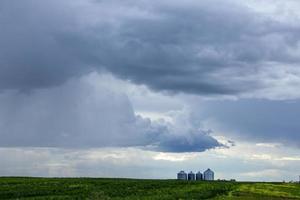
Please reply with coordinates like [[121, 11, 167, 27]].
[[1, 139, 299, 181], [152, 152, 198, 162]]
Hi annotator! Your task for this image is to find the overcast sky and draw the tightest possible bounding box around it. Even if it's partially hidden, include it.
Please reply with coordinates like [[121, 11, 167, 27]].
[[1, 0, 300, 181]]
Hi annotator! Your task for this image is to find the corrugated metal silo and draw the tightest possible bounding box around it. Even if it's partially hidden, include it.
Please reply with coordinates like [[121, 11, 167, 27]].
[[188, 171, 195, 181], [196, 171, 203, 180], [177, 171, 187, 180]]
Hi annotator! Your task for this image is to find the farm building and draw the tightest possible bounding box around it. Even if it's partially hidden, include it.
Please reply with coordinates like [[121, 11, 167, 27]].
[[196, 171, 203, 180], [177, 169, 214, 181], [177, 171, 187, 180], [188, 171, 195, 181], [203, 168, 214, 181]]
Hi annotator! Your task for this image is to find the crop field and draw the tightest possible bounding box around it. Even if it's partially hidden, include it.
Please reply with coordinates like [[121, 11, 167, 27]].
[[0, 177, 300, 199]]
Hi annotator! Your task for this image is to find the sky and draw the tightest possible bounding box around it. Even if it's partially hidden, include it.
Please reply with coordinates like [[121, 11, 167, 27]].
[[0, 0, 300, 181]]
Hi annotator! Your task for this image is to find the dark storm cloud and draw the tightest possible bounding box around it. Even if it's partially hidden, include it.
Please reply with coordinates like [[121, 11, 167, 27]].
[[151, 131, 222, 153], [1, 0, 300, 151], [0, 74, 221, 152], [1, 0, 300, 95]]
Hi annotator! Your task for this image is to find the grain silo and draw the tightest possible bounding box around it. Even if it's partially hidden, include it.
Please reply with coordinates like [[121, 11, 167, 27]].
[[177, 171, 187, 180], [196, 171, 203, 180], [188, 171, 195, 181], [203, 168, 214, 181]]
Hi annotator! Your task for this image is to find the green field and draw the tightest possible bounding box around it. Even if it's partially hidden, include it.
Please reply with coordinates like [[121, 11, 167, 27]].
[[0, 177, 299, 199]]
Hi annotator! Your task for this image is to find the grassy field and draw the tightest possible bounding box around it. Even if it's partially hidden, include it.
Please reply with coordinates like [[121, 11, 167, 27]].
[[0, 177, 299, 199]]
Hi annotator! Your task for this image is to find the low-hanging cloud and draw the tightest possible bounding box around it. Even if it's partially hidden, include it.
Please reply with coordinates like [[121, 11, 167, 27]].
[[0, 73, 221, 152], [192, 99, 300, 148], [1, 0, 300, 98]]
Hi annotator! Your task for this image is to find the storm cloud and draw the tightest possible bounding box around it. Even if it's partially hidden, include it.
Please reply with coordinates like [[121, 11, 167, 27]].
[[0, 73, 221, 152], [1, 0, 300, 97], [1, 0, 300, 179], [1, 0, 300, 151]]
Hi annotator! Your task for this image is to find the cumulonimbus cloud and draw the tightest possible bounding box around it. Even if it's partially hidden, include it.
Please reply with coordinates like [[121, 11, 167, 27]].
[[1, 0, 300, 151], [0, 73, 221, 152]]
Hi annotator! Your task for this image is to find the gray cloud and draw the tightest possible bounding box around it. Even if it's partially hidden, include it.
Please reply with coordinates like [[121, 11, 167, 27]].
[[152, 132, 222, 153], [0, 73, 221, 152], [192, 99, 300, 148], [1, 0, 300, 179], [1, 0, 300, 150], [1, 0, 300, 98]]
